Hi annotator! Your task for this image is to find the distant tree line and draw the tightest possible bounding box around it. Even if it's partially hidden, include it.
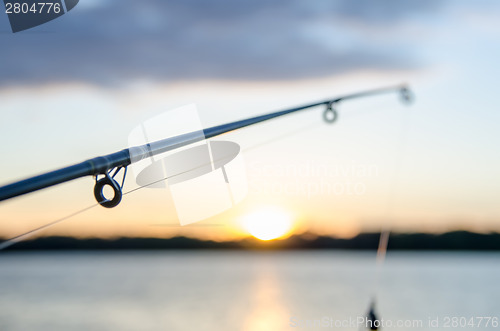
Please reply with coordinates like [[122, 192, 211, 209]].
[[2, 231, 500, 251]]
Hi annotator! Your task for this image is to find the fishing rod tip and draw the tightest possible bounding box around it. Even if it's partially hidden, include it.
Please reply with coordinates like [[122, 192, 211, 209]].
[[399, 85, 414, 105]]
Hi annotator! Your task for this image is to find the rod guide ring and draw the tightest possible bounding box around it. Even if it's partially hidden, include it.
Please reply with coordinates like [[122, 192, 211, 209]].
[[94, 173, 122, 208], [323, 102, 338, 124]]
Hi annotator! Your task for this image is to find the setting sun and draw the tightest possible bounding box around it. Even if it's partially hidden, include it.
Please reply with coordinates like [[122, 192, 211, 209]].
[[240, 207, 293, 241]]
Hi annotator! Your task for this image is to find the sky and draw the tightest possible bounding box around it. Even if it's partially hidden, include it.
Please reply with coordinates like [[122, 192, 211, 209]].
[[0, 0, 499, 241]]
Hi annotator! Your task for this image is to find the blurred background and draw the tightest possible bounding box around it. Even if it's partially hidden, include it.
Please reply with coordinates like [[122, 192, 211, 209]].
[[0, 0, 499, 330]]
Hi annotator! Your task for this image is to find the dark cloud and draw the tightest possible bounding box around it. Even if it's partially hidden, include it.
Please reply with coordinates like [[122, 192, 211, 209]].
[[334, 0, 442, 23], [0, 0, 442, 86]]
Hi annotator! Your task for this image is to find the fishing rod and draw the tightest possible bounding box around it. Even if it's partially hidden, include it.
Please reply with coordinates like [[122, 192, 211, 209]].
[[0, 85, 412, 208]]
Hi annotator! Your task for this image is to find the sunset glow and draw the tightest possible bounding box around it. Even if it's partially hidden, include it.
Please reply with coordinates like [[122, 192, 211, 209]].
[[241, 207, 293, 241]]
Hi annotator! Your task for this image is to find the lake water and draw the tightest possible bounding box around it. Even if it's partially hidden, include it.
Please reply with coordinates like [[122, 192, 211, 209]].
[[0, 251, 499, 331]]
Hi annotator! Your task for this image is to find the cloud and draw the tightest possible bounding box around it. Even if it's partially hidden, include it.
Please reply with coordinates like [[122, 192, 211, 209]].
[[0, 0, 443, 86]]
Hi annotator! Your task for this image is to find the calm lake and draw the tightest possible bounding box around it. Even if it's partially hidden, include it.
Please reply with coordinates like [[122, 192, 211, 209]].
[[1, 251, 499, 330]]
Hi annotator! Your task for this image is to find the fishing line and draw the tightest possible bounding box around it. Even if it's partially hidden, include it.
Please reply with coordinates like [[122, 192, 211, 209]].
[[242, 121, 323, 153], [0, 156, 219, 250], [0, 85, 408, 205], [364, 103, 413, 330], [374, 105, 413, 286], [243, 104, 392, 155], [0, 101, 402, 249], [0, 204, 99, 250], [0, 119, 327, 249], [134, 120, 326, 228], [0, 86, 410, 250], [0, 162, 212, 250]]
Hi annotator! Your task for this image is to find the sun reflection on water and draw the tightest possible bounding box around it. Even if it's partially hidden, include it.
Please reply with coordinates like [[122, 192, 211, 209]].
[[243, 261, 290, 331]]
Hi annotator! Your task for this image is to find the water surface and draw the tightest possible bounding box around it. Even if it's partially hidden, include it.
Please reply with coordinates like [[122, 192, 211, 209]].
[[1, 251, 499, 330]]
